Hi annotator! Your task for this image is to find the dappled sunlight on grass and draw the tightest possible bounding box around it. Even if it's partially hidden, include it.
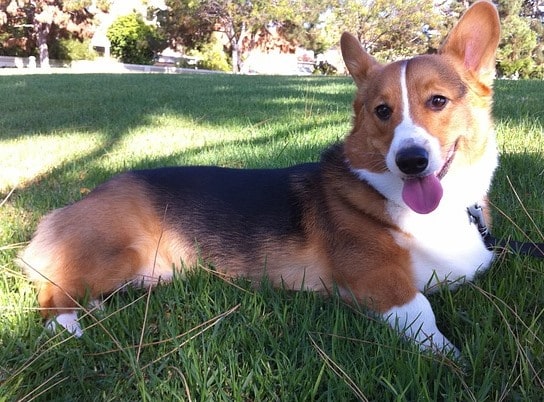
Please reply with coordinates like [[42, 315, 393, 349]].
[[0, 74, 353, 194], [496, 118, 544, 155], [0, 133, 105, 193], [106, 115, 226, 164]]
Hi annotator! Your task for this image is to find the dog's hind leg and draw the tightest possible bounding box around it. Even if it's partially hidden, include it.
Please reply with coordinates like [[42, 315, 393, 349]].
[[36, 281, 84, 337], [46, 312, 83, 338], [30, 244, 145, 337]]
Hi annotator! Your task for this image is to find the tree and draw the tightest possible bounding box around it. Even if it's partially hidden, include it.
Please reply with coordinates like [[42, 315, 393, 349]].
[[264, 0, 333, 54], [498, 12, 538, 77], [451, 0, 544, 78], [107, 13, 164, 65], [160, 0, 265, 73], [194, 0, 268, 73], [160, 0, 331, 73], [157, 0, 214, 51], [496, 0, 541, 78], [0, 0, 98, 67], [330, 0, 447, 61]]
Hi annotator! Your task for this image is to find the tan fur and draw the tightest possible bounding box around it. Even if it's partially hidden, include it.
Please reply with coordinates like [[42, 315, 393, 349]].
[[343, 61, 404, 174], [19, 1, 500, 334], [20, 176, 194, 316], [316, 159, 417, 312]]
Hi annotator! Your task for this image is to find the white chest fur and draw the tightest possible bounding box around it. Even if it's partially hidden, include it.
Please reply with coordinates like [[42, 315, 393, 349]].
[[389, 201, 494, 292], [352, 161, 496, 292], [353, 136, 497, 292]]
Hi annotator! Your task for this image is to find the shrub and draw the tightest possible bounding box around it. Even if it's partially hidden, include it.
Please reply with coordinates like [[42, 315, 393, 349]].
[[107, 13, 164, 65], [497, 15, 538, 79], [530, 64, 544, 79], [187, 34, 231, 72], [313, 61, 337, 75], [50, 38, 97, 61]]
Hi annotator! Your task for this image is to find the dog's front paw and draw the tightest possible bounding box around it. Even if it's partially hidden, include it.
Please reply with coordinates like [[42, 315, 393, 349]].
[[46, 311, 83, 338], [384, 292, 461, 358], [421, 330, 461, 358]]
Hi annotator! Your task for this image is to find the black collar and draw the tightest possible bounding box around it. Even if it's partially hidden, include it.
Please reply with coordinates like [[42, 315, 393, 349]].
[[468, 203, 544, 258]]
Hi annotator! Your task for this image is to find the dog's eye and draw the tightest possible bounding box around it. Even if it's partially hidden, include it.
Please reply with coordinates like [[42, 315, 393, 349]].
[[427, 95, 448, 111], [375, 104, 392, 121]]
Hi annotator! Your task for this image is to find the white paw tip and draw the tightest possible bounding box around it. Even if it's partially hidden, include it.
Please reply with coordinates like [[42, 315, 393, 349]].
[[46, 312, 83, 338]]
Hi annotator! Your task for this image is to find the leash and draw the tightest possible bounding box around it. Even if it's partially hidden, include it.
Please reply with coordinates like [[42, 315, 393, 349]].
[[468, 204, 544, 259]]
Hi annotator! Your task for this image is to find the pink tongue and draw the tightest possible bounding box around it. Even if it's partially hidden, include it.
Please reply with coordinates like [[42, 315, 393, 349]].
[[402, 175, 443, 214]]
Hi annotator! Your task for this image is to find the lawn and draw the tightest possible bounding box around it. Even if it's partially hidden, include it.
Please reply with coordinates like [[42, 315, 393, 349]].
[[0, 73, 543, 401]]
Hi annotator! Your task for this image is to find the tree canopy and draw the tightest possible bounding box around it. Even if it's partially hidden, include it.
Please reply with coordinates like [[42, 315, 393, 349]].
[[1, 0, 543, 77], [159, 0, 328, 72], [327, 0, 447, 60], [0, 0, 106, 66]]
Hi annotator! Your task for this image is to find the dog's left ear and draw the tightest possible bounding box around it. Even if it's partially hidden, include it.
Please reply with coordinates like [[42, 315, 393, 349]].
[[340, 32, 380, 88], [439, 0, 501, 85]]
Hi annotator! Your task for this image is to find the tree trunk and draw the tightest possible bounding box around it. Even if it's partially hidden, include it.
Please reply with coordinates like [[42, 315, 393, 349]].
[[235, 29, 245, 73], [35, 22, 51, 69], [228, 21, 247, 73], [231, 36, 239, 73]]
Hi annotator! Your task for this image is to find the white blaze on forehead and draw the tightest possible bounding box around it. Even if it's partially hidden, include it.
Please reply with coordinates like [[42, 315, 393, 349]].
[[386, 62, 442, 177], [400, 61, 412, 123], [350, 59, 454, 214], [387, 61, 447, 214]]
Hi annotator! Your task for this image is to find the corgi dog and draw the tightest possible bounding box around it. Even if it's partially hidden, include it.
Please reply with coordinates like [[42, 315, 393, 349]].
[[19, 1, 500, 355]]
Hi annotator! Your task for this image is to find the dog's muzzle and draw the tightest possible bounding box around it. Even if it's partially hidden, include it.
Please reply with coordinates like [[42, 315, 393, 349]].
[[395, 146, 429, 176]]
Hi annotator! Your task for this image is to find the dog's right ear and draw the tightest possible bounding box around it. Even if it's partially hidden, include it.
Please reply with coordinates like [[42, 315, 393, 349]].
[[340, 32, 379, 87], [439, 0, 500, 86]]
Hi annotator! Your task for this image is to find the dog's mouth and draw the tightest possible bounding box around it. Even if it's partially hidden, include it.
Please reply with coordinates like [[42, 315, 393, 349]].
[[437, 140, 458, 180], [401, 140, 458, 214]]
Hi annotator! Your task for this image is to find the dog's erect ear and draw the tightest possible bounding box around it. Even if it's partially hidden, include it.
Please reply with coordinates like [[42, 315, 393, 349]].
[[340, 32, 379, 87], [439, 0, 500, 84]]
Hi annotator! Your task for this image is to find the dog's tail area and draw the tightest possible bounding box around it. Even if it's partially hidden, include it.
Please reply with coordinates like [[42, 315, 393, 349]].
[[17, 203, 144, 318], [17, 174, 192, 320]]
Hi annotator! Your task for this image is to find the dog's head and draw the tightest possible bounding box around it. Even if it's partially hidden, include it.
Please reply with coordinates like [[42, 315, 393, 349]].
[[341, 0, 501, 214]]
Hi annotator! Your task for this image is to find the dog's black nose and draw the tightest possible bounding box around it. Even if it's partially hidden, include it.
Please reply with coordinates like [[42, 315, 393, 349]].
[[396, 147, 429, 175]]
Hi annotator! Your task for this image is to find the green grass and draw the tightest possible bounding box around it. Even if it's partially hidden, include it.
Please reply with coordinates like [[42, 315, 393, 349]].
[[1, 73, 543, 401]]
